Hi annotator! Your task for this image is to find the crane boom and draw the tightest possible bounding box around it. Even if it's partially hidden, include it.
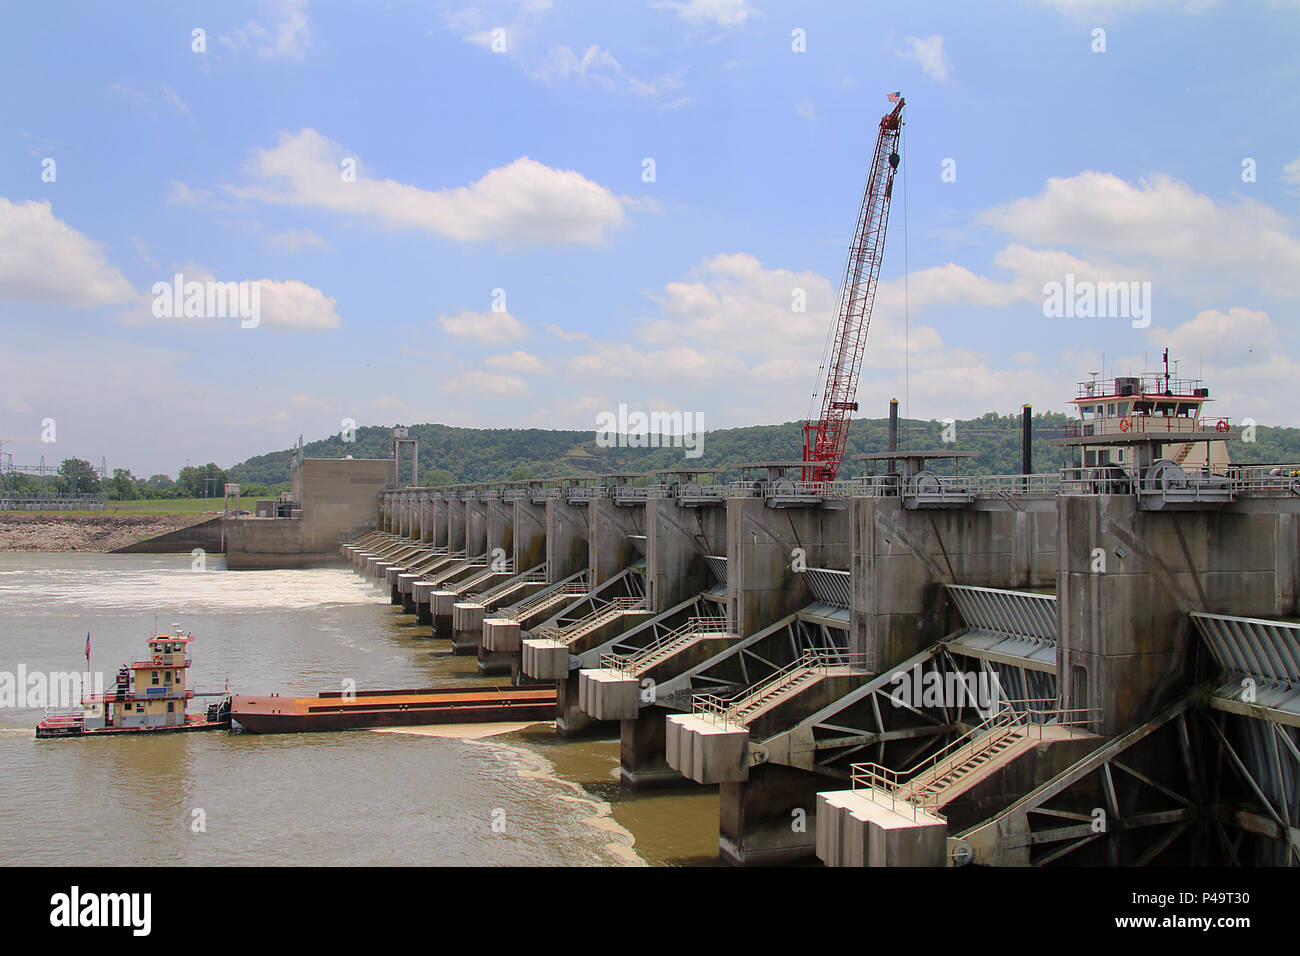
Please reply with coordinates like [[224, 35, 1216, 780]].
[[802, 97, 904, 482]]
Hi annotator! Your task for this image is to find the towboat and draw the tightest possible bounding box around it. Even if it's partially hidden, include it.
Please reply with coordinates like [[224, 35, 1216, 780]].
[[35, 625, 231, 738]]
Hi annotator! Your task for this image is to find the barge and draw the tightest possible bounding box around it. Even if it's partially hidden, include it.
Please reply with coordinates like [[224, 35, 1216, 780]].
[[230, 684, 556, 733]]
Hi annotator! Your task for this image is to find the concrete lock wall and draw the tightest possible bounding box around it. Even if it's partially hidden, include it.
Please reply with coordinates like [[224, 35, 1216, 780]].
[[851, 497, 1058, 673], [1059, 495, 1300, 737], [589, 498, 643, 586], [488, 499, 513, 564], [227, 458, 391, 569], [513, 499, 546, 571], [446, 498, 467, 551], [466, 499, 489, 556], [645, 498, 727, 614], [727, 498, 851, 637], [432, 497, 448, 549], [546, 500, 589, 581]]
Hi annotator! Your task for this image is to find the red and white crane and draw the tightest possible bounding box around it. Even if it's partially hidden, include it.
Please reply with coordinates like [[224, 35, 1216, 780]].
[[802, 95, 905, 482]]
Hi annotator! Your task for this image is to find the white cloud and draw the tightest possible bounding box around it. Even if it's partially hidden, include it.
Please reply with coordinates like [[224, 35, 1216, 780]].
[[794, 100, 816, 121], [542, 322, 591, 343], [1031, 0, 1221, 22], [256, 278, 341, 331], [896, 35, 952, 83], [981, 171, 1300, 298], [485, 349, 548, 374], [652, 0, 757, 27], [117, 268, 341, 332], [230, 128, 631, 246], [161, 85, 192, 120], [0, 198, 134, 307], [221, 0, 311, 59], [166, 180, 212, 205], [441, 369, 529, 396], [531, 44, 685, 100], [438, 309, 528, 345], [264, 228, 328, 252], [1283, 153, 1300, 191]]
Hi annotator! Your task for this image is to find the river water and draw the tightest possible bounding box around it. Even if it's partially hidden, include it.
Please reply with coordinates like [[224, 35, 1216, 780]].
[[0, 554, 718, 866]]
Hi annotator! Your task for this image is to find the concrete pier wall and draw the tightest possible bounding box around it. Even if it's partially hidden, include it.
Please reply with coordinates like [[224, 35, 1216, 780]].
[[852, 497, 1058, 673], [1059, 495, 1300, 736], [513, 499, 547, 571], [590, 498, 643, 586], [645, 498, 726, 613], [546, 500, 589, 581], [727, 498, 851, 636]]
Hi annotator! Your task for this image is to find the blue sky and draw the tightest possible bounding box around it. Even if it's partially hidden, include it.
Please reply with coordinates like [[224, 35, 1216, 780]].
[[2, 0, 1298, 477]]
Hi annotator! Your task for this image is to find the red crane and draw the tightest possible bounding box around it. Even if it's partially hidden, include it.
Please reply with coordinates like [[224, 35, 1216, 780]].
[[802, 96, 904, 483]]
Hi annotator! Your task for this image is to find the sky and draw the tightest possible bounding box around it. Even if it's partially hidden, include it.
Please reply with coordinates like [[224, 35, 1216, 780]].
[[1, 0, 1298, 477]]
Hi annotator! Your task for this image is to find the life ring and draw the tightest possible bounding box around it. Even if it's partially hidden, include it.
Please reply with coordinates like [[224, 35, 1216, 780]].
[[1119, 418, 1132, 432], [1215, 419, 1230, 433]]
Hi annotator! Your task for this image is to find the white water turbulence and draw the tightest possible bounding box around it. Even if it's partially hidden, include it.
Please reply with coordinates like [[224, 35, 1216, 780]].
[[0, 555, 382, 613]]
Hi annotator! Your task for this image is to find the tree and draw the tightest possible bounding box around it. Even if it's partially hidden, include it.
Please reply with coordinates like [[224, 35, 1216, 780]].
[[106, 468, 140, 500], [177, 463, 228, 498], [59, 458, 100, 495]]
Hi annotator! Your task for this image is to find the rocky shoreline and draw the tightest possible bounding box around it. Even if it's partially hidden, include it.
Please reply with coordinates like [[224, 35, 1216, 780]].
[[0, 513, 215, 552]]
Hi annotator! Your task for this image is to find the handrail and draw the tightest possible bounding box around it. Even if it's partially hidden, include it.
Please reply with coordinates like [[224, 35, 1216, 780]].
[[691, 647, 869, 723], [850, 699, 1103, 820], [532, 597, 646, 645], [600, 616, 729, 673]]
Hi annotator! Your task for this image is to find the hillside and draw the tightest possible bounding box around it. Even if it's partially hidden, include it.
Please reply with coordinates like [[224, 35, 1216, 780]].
[[227, 414, 1300, 488]]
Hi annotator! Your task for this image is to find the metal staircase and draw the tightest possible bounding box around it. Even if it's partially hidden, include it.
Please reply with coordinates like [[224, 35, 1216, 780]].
[[601, 616, 728, 676], [532, 597, 647, 647], [694, 648, 865, 725], [852, 700, 1097, 820]]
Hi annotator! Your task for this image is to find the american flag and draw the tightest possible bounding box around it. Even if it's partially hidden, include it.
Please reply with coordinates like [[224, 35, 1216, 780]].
[[887, 91, 902, 104], [84, 633, 90, 662]]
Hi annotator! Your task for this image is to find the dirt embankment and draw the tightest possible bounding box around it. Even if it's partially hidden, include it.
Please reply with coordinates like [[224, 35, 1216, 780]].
[[0, 513, 216, 552]]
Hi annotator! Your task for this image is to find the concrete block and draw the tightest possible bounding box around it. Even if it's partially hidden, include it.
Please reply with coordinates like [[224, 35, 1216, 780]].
[[451, 602, 486, 655], [430, 590, 457, 638], [577, 668, 639, 721], [522, 637, 570, 680], [815, 789, 946, 867], [665, 713, 749, 785], [481, 618, 522, 653]]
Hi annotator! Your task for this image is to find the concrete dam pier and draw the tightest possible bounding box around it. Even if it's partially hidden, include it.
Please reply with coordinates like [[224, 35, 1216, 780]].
[[332, 451, 1300, 868]]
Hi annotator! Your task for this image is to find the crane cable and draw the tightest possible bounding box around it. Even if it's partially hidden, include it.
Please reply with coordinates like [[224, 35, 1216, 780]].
[[902, 116, 909, 446]]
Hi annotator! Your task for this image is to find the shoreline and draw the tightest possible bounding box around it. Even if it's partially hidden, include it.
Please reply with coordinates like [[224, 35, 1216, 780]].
[[0, 513, 214, 553]]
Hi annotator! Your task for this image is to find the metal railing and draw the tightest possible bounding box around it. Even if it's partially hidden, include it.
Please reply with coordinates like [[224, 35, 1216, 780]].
[[532, 597, 647, 646], [600, 615, 729, 675], [691, 647, 869, 724], [850, 699, 1101, 820], [495, 581, 590, 621]]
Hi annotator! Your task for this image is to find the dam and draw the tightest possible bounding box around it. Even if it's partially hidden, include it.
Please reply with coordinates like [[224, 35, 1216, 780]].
[[223, 376, 1300, 868]]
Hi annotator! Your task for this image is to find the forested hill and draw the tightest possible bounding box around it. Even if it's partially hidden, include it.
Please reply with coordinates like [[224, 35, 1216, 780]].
[[227, 413, 1300, 488]]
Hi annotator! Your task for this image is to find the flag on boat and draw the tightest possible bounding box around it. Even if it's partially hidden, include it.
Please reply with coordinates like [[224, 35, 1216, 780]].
[[887, 91, 902, 104], [84, 633, 90, 661]]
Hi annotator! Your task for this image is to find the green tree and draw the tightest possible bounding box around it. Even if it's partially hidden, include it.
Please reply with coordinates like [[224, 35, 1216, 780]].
[[59, 458, 100, 495], [106, 468, 140, 500]]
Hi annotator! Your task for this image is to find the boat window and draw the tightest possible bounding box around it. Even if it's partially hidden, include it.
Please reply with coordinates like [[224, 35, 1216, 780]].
[[151, 671, 159, 684], [1177, 403, 1196, 416], [167, 702, 175, 713], [1116, 402, 1130, 417], [136, 703, 144, 713], [1107, 403, 1116, 416], [1080, 405, 1093, 417], [164, 670, 172, 682]]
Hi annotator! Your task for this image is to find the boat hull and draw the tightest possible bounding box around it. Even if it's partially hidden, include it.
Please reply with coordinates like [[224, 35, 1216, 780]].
[[231, 684, 556, 734]]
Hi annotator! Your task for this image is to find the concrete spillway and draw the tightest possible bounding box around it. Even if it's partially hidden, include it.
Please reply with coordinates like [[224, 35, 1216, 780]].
[[336, 465, 1300, 868]]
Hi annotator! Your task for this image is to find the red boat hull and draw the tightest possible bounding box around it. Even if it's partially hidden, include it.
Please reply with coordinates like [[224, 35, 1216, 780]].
[[231, 684, 555, 734]]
